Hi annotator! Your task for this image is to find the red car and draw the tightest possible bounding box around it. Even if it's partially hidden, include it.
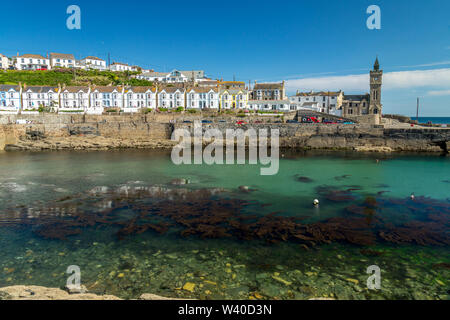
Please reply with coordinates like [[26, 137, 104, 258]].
[[236, 121, 247, 125]]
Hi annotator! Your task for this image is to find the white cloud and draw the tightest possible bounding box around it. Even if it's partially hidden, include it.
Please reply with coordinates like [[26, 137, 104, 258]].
[[285, 68, 450, 93], [427, 89, 450, 96], [398, 61, 450, 68]]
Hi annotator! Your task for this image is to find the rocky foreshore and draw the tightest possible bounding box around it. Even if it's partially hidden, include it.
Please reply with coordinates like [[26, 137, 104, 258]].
[[1, 117, 449, 153], [0, 286, 336, 300], [0, 285, 185, 300], [4, 136, 178, 151]]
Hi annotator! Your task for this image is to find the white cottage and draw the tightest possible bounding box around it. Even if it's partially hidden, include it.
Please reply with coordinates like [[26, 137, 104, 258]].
[[289, 91, 344, 115], [186, 87, 219, 109], [0, 85, 22, 113], [158, 87, 185, 109], [22, 86, 59, 111], [247, 99, 291, 112], [89, 86, 124, 114], [123, 86, 157, 113], [50, 53, 76, 69], [59, 86, 91, 113], [79, 56, 107, 71], [14, 54, 50, 70], [0, 54, 10, 70], [110, 62, 138, 72]]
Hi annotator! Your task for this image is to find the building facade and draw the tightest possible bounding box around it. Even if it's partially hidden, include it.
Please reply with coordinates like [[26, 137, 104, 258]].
[[123, 86, 157, 112], [90, 86, 124, 111], [251, 81, 286, 100], [289, 91, 344, 115], [79, 56, 107, 71], [0, 85, 22, 113], [136, 70, 206, 83], [50, 53, 75, 69], [186, 87, 219, 109], [247, 99, 291, 112], [110, 62, 138, 72], [14, 54, 50, 70], [59, 86, 90, 112], [22, 86, 59, 110], [158, 87, 185, 109], [219, 89, 248, 110], [0, 54, 10, 70]]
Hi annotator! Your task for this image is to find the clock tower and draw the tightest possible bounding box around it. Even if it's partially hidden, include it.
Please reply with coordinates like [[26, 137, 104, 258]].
[[369, 57, 383, 116]]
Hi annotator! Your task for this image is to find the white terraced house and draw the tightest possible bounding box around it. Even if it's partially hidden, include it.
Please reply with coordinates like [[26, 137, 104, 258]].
[[158, 87, 185, 109], [186, 87, 219, 109], [289, 91, 344, 115], [247, 99, 292, 112], [123, 87, 157, 113], [14, 54, 50, 70], [50, 53, 76, 69], [79, 56, 107, 71], [0, 85, 22, 114], [22, 86, 59, 111], [0, 54, 10, 70], [89, 86, 124, 114], [59, 86, 91, 113], [110, 62, 138, 72]]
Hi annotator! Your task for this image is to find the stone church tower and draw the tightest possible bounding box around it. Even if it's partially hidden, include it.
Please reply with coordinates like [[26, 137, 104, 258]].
[[369, 57, 383, 115]]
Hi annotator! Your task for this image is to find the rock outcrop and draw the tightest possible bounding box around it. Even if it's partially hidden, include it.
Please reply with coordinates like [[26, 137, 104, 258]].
[[0, 286, 185, 300], [0, 286, 121, 300]]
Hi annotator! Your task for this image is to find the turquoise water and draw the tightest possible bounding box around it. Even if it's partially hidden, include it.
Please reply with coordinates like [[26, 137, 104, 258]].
[[0, 150, 448, 300], [417, 117, 450, 125]]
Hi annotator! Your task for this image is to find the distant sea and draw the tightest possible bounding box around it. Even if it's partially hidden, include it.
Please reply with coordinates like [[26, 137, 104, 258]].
[[415, 117, 450, 124]]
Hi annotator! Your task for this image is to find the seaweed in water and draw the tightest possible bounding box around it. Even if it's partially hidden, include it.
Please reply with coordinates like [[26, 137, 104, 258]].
[[2, 184, 449, 247], [294, 175, 314, 183]]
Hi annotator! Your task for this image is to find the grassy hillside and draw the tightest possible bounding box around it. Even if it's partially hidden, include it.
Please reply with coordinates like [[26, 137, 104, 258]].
[[0, 69, 154, 87]]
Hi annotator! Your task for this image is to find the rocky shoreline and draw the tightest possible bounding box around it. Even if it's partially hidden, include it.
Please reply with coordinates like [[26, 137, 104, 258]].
[[4, 136, 178, 152], [0, 285, 185, 300], [0, 285, 337, 300]]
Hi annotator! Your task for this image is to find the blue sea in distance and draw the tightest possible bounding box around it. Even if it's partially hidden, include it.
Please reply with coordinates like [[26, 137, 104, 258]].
[[417, 117, 450, 124]]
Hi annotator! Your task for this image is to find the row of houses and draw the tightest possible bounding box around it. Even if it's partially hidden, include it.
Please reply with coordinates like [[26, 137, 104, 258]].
[[0, 81, 329, 115], [0, 52, 139, 72], [0, 52, 211, 83]]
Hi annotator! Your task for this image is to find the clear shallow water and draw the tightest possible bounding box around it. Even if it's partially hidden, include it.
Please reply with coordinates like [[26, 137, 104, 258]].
[[0, 150, 448, 300], [417, 117, 450, 125]]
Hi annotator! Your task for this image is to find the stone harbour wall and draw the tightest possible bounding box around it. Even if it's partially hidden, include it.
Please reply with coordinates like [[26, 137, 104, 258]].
[[1, 114, 449, 153]]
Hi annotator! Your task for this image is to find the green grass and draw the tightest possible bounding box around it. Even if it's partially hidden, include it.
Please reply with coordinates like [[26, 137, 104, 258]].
[[0, 69, 154, 87]]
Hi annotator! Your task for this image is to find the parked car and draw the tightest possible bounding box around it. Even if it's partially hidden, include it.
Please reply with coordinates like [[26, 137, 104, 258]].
[[286, 120, 299, 124], [183, 120, 193, 123], [218, 120, 227, 123], [202, 120, 213, 124], [300, 116, 319, 123], [236, 120, 247, 125]]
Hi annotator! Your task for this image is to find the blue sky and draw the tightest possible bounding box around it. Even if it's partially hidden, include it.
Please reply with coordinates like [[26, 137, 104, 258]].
[[0, 0, 449, 116]]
